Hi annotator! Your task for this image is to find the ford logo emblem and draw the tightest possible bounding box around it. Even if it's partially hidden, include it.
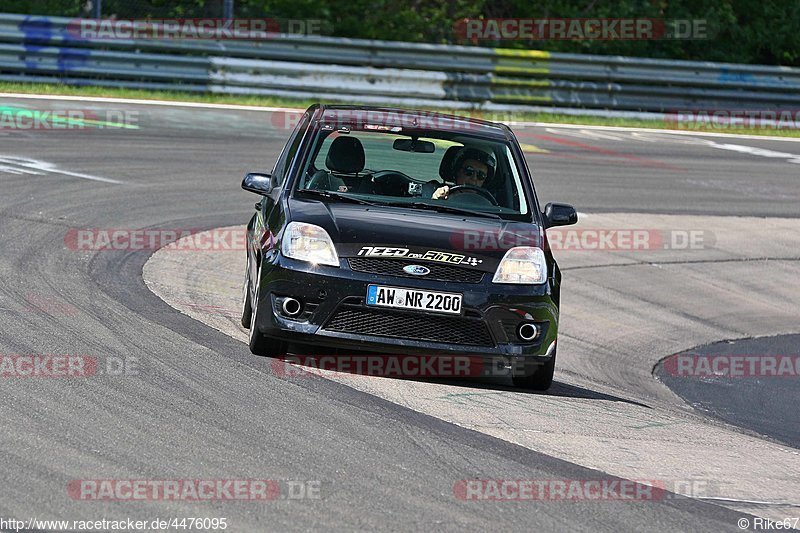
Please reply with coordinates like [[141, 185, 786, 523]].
[[403, 265, 430, 276]]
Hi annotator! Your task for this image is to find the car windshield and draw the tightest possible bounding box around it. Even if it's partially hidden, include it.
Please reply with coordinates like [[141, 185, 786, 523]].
[[294, 125, 532, 220]]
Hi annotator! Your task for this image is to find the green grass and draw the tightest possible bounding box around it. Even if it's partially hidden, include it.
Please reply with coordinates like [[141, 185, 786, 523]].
[[2, 82, 799, 138]]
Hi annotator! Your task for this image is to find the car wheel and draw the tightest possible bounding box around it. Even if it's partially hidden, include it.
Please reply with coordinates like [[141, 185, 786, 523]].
[[512, 351, 555, 391], [241, 259, 252, 328], [248, 264, 286, 357]]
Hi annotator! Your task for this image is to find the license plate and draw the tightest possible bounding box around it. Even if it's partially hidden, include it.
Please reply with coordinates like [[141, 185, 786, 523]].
[[366, 285, 462, 315]]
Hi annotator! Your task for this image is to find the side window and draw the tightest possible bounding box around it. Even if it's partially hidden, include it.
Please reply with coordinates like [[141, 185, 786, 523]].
[[313, 133, 338, 169], [271, 112, 310, 186]]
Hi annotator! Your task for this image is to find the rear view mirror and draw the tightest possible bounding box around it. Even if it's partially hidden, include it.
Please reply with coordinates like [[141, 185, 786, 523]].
[[241, 172, 274, 195], [393, 138, 435, 153], [543, 203, 578, 228]]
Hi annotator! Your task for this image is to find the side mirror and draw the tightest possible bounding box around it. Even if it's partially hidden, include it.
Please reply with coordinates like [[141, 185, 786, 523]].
[[543, 203, 578, 228], [241, 172, 274, 195]]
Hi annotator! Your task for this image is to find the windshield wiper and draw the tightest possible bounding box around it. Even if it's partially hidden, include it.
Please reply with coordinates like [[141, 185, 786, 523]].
[[387, 201, 501, 219], [298, 190, 501, 218], [297, 189, 381, 206]]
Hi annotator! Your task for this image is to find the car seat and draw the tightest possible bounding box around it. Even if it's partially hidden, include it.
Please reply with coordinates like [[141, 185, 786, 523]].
[[307, 136, 366, 192]]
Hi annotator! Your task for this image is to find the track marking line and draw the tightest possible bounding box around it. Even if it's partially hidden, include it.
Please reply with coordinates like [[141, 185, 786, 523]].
[[701, 140, 800, 164], [516, 121, 800, 143], [520, 132, 687, 171], [0, 92, 299, 113], [519, 142, 549, 153], [628, 132, 660, 143], [696, 496, 800, 508], [0, 155, 123, 184], [544, 128, 627, 142]]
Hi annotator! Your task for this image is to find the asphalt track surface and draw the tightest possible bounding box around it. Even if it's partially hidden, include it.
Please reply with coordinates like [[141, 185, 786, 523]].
[[656, 334, 800, 449], [1, 95, 799, 531]]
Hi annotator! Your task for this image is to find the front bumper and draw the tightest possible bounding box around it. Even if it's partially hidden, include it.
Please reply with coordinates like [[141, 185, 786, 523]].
[[253, 254, 559, 371]]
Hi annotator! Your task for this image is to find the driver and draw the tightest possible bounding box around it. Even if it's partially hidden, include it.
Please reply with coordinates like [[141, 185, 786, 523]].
[[431, 147, 496, 200]]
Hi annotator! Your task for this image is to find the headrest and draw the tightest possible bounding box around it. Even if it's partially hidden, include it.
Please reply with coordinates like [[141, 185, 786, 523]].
[[438, 145, 463, 181], [326, 136, 365, 174]]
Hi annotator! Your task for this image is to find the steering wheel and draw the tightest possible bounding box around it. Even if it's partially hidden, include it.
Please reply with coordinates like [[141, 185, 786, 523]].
[[446, 185, 498, 206], [373, 171, 411, 183]]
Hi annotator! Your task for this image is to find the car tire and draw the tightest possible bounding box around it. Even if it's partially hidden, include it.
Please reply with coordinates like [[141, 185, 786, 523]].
[[512, 351, 555, 391], [248, 264, 287, 357]]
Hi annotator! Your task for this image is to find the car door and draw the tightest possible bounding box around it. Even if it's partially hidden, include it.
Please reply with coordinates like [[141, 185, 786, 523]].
[[249, 112, 311, 282]]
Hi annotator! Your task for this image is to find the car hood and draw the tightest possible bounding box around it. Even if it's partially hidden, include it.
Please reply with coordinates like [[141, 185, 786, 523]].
[[287, 198, 542, 272]]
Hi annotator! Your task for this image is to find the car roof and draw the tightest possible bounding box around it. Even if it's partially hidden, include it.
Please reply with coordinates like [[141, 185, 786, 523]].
[[309, 104, 512, 141]]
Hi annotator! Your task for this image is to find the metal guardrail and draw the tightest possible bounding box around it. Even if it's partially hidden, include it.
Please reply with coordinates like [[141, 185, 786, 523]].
[[1, 12, 800, 114]]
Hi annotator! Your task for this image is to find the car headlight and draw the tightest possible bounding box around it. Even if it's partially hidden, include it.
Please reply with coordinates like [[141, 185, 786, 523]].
[[492, 247, 547, 284], [281, 222, 339, 267]]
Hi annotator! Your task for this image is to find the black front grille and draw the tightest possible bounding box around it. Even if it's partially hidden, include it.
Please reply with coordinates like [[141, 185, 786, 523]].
[[324, 305, 494, 346], [347, 258, 484, 284]]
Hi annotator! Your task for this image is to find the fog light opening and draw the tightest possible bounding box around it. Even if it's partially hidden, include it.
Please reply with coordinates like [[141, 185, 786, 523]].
[[517, 323, 540, 342], [282, 297, 302, 317]]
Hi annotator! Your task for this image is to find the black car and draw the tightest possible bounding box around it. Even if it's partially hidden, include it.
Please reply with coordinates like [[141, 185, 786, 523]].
[[241, 105, 577, 390]]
